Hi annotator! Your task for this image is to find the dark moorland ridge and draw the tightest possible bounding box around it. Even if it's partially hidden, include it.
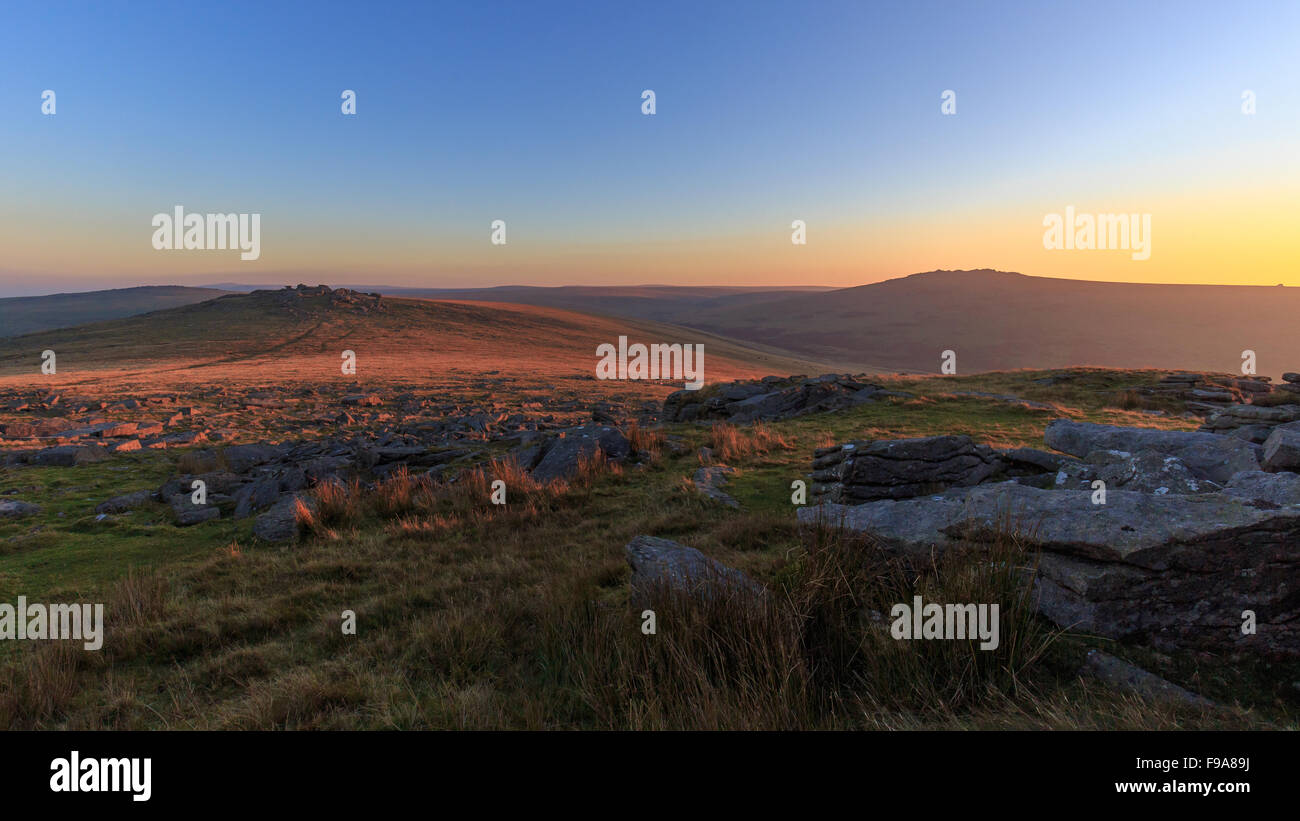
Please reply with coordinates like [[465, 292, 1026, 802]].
[[349, 270, 1300, 376], [11, 270, 1300, 376], [0, 285, 232, 338]]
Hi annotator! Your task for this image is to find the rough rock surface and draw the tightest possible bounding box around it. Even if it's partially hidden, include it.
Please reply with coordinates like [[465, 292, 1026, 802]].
[[29, 444, 109, 467], [95, 490, 155, 515], [254, 493, 314, 542], [1084, 449, 1220, 495], [530, 425, 631, 482], [1081, 650, 1213, 707], [798, 480, 1300, 653], [663, 373, 902, 423], [0, 500, 41, 518], [811, 435, 1000, 503], [1262, 427, 1300, 472], [625, 535, 764, 601], [1045, 419, 1260, 483], [168, 494, 221, 526], [693, 465, 739, 508]]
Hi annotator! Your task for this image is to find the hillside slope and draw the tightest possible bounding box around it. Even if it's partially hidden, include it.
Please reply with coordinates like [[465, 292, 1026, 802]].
[[0, 285, 830, 387], [0, 286, 231, 338], [678, 270, 1300, 376]]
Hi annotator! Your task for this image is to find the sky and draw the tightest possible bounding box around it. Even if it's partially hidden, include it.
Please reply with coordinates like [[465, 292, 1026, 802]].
[[1, 0, 1297, 297]]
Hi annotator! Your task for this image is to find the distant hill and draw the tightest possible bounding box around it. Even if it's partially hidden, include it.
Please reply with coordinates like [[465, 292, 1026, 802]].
[[0, 285, 830, 383], [206, 283, 836, 326], [672, 270, 1300, 376], [0, 286, 231, 338], [14, 273, 1298, 381]]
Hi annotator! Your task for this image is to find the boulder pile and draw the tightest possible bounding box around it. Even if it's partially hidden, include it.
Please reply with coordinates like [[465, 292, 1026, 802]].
[[1197, 374, 1300, 455], [663, 373, 910, 423]]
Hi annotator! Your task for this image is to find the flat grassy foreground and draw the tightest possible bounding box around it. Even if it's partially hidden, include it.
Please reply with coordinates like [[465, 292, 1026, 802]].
[[2, 369, 1297, 729]]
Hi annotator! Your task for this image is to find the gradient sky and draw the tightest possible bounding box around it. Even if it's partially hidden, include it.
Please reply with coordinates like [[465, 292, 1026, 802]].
[[1, 0, 1297, 296]]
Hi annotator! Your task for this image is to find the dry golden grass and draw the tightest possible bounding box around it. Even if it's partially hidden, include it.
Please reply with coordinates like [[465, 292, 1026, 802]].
[[0, 639, 88, 727], [110, 567, 168, 630], [707, 421, 791, 462], [540, 518, 1226, 730], [622, 420, 664, 459]]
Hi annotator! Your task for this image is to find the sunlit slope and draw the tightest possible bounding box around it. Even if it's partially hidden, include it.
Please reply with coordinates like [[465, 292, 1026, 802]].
[[0, 288, 830, 386]]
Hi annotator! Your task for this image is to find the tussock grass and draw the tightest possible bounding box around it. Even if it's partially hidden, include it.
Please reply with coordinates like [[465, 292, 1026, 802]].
[[707, 421, 790, 463], [298, 456, 578, 541], [0, 640, 90, 727], [622, 420, 664, 459], [546, 519, 1063, 728]]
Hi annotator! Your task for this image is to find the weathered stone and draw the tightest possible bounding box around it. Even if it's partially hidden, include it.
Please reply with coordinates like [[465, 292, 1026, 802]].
[[531, 425, 630, 482], [29, 444, 109, 467], [95, 489, 154, 514], [814, 435, 999, 502], [1227, 424, 1276, 444], [798, 482, 1300, 654], [97, 421, 141, 438], [1081, 650, 1213, 707], [1045, 419, 1259, 483], [168, 494, 220, 526], [1223, 470, 1300, 507], [1085, 449, 1219, 495], [997, 447, 1066, 474], [221, 443, 285, 473], [159, 472, 244, 499], [624, 535, 764, 601], [253, 493, 314, 542], [1262, 427, 1300, 472], [0, 500, 40, 519], [693, 465, 739, 508], [233, 477, 281, 519], [663, 374, 888, 423]]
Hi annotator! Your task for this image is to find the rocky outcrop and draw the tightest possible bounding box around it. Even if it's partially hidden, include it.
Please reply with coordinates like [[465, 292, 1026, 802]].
[[528, 425, 631, 482], [1262, 426, 1300, 472], [28, 444, 109, 467], [1197, 372, 1300, 440], [798, 479, 1300, 654], [254, 493, 314, 542], [663, 374, 904, 423], [811, 435, 1001, 503], [168, 494, 221, 526], [1080, 650, 1213, 707], [624, 535, 764, 602], [1044, 419, 1259, 483], [1082, 449, 1220, 495]]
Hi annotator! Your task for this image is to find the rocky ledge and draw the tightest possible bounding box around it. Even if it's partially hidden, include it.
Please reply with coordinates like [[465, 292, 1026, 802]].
[[800, 419, 1300, 656]]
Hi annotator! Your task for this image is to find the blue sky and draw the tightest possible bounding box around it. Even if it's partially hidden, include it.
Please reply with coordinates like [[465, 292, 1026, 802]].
[[1, 0, 1297, 295]]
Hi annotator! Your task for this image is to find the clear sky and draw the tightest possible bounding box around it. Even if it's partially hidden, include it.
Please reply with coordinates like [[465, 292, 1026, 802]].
[[1, 0, 1297, 296]]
